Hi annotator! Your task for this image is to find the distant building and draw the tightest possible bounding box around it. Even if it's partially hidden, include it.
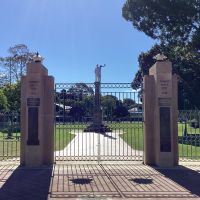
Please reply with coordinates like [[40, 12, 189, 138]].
[[128, 104, 142, 113], [128, 104, 143, 121]]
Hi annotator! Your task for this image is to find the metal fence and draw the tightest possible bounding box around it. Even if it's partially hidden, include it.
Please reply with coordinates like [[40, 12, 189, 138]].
[[0, 89, 199, 163], [54, 83, 144, 162], [0, 112, 20, 161], [178, 110, 200, 161]]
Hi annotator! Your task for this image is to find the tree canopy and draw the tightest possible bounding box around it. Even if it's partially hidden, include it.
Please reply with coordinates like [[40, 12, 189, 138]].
[[122, 0, 200, 48], [122, 0, 200, 109], [55, 84, 138, 122], [0, 89, 8, 112], [2, 82, 21, 113], [0, 44, 33, 85]]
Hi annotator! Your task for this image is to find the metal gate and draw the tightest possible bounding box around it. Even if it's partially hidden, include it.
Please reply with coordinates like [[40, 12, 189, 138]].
[[0, 112, 20, 161], [178, 110, 200, 161], [54, 83, 143, 161]]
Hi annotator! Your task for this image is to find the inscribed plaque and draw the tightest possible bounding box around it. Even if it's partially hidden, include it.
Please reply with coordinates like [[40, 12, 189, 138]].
[[27, 98, 40, 106], [27, 107, 39, 145], [160, 107, 171, 152]]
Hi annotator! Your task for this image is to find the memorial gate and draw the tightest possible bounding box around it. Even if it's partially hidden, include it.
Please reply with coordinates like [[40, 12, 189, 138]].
[[0, 54, 199, 166]]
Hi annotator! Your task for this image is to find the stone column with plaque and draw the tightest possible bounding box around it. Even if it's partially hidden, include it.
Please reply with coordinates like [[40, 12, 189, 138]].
[[20, 54, 54, 166], [143, 57, 178, 167]]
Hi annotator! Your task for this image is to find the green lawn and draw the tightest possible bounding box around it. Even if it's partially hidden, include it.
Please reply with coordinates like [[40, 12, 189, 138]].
[[108, 122, 144, 151], [54, 123, 88, 150], [0, 125, 77, 160], [54, 126, 76, 151], [0, 122, 199, 160], [117, 122, 200, 159], [178, 123, 200, 159]]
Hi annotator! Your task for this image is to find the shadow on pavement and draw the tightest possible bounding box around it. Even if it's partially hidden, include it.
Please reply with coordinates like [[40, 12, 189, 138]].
[[101, 132, 116, 140], [155, 165, 200, 198], [0, 165, 52, 200]]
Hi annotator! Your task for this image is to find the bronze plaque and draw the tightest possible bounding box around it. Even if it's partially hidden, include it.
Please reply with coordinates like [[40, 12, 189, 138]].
[[27, 107, 39, 145], [160, 107, 171, 152], [27, 98, 40, 107]]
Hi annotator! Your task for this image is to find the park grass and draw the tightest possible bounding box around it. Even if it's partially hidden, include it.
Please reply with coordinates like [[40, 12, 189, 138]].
[[59, 121, 200, 159], [54, 126, 76, 151], [0, 122, 199, 160], [117, 122, 200, 160], [108, 122, 144, 151], [54, 123, 87, 151], [0, 126, 77, 160], [178, 123, 200, 160]]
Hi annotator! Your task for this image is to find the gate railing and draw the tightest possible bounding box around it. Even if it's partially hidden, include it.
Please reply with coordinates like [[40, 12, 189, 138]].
[[54, 83, 144, 161], [0, 112, 20, 161], [178, 110, 200, 161], [0, 94, 199, 162]]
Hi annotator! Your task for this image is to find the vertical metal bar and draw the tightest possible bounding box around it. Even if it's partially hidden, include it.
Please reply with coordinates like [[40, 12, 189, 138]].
[[198, 111, 200, 160], [86, 124, 88, 159], [6, 130, 9, 159], [2, 137, 4, 161], [142, 96, 144, 161], [93, 130, 95, 160], [181, 111, 184, 160], [54, 85, 56, 162], [137, 93, 140, 160], [97, 130, 101, 164], [15, 119, 18, 159], [131, 92, 134, 158], [190, 111, 192, 160], [89, 123, 91, 161], [195, 110, 197, 160], [110, 92, 113, 159]]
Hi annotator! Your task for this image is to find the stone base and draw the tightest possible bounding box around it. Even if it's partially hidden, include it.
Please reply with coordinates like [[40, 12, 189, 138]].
[[84, 123, 112, 133]]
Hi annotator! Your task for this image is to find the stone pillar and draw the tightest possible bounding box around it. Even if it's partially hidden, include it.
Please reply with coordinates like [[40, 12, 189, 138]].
[[20, 58, 54, 166], [144, 60, 178, 167]]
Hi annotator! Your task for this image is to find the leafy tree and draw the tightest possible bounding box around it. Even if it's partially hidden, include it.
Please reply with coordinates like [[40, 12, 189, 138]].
[[101, 95, 118, 120], [0, 44, 33, 84], [113, 105, 129, 119], [0, 89, 8, 112], [56, 83, 94, 121], [122, 0, 200, 47], [69, 102, 85, 121], [123, 98, 136, 110], [3, 82, 20, 113], [82, 95, 94, 117], [130, 44, 200, 109], [0, 70, 9, 86], [68, 83, 94, 100], [67, 83, 94, 112], [122, 0, 200, 109]]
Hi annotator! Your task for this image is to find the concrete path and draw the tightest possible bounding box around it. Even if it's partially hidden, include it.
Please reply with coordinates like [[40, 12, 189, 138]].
[[55, 131, 143, 160]]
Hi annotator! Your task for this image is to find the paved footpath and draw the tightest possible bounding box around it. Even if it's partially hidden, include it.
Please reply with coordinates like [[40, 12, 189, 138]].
[[55, 131, 143, 160], [0, 162, 200, 200]]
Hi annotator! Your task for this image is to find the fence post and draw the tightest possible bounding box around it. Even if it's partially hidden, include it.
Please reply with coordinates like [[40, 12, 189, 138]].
[[20, 55, 54, 166], [143, 59, 178, 167]]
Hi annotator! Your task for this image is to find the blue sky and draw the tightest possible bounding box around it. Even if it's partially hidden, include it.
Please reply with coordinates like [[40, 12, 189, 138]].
[[0, 0, 155, 83]]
